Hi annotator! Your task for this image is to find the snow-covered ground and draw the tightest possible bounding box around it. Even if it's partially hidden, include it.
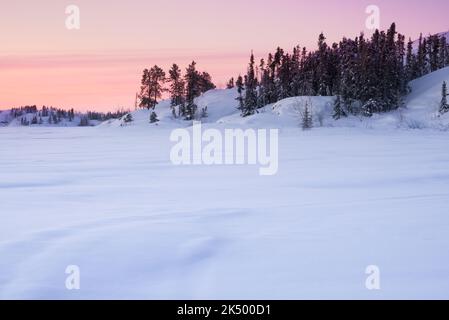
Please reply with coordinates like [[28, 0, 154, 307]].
[[1, 126, 449, 299], [1, 67, 449, 300]]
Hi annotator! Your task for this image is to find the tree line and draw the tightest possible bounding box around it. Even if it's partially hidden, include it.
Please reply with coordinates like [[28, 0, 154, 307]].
[[227, 23, 449, 119], [4, 105, 129, 127]]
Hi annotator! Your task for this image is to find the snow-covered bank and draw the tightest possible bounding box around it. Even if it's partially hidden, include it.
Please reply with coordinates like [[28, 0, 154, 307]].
[[1, 127, 449, 299], [102, 67, 449, 131]]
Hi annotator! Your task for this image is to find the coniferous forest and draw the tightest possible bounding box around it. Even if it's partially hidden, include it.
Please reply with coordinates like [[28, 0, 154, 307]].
[[137, 23, 449, 122], [232, 23, 449, 118]]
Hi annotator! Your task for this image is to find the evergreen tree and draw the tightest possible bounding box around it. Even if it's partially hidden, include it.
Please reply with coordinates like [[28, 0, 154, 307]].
[[235, 75, 244, 111], [168, 64, 185, 108], [139, 65, 166, 110], [226, 77, 235, 89], [339, 37, 358, 114], [440, 81, 449, 115], [406, 38, 417, 81], [430, 34, 440, 72], [302, 104, 313, 130], [417, 34, 425, 77], [332, 95, 347, 120], [184, 61, 201, 120], [242, 53, 258, 117], [361, 99, 378, 117], [198, 71, 216, 93], [446, 41, 449, 67], [278, 53, 292, 99], [266, 52, 278, 102], [316, 33, 331, 96], [123, 113, 133, 123], [439, 36, 447, 69], [421, 37, 430, 75], [200, 106, 208, 118], [150, 111, 159, 123]]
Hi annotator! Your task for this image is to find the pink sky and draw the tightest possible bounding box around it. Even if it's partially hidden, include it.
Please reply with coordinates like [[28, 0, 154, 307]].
[[1, 0, 449, 111]]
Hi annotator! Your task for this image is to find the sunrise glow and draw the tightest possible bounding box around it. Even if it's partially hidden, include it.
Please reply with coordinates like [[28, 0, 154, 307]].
[[1, 0, 449, 110]]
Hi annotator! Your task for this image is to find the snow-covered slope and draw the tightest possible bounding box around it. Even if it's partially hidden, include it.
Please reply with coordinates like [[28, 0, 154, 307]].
[[407, 67, 449, 111], [401, 66, 449, 129], [102, 88, 241, 128], [105, 66, 449, 131]]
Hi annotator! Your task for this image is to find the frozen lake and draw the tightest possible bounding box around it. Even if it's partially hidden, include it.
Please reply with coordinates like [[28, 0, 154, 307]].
[[1, 126, 449, 299]]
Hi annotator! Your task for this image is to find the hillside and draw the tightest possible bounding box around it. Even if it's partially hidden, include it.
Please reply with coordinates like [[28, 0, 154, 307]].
[[106, 66, 449, 131]]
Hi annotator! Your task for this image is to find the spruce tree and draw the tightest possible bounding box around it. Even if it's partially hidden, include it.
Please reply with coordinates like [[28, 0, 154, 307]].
[[226, 77, 235, 89], [332, 95, 347, 120], [257, 58, 268, 107], [200, 106, 208, 119], [198, 71, 216, 93], [242, 53, 258, 117], [184, 61, 201, 120], [439, 36, 447, 69], [150, 111, 159, 123], [168, 64, 185, 108], [430, 34, 440, 72], [440, 81, 449, 115], [123, 113, 133, 123], [139, 66, 166, 110], [235, 75, 244, 111], [302, 104, 313, 130], [316, 33, 332, 96], [278, 53, 292, 99], [406, 38, 418, 81]]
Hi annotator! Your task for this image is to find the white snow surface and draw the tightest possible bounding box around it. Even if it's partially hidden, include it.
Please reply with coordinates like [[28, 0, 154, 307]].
[[1, 68, 449, 299], [1, 126, 449, 299]]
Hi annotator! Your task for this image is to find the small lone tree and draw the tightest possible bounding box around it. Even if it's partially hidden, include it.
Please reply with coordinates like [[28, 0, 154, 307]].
[[439, 81, 449, 115], [361, 99, 379, 117], [150, 111, 159, 123], [332, 95, 347, 120], [235, 75, 244, 111], [201, 106, 208, 119], [123, 113, 133, 123], [302, 103, 313, 130]]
